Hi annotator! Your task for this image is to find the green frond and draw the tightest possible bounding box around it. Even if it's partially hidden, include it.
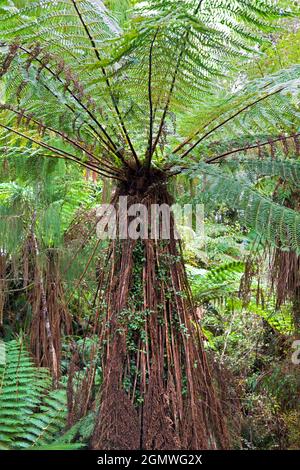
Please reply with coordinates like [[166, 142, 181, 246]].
[[54, 411, 95, 448], [186, 162, 300, 253], [225, 157, 300, 185], [0, 0, 120, 55], [0, 339, 69, 450], [0, 0, 292, 168], [175, 65, 300, 162], [106, 0, 288, 158], [0, 155, 97, 253], [187, 261, 245, 302], [245, 301, 293, 334]]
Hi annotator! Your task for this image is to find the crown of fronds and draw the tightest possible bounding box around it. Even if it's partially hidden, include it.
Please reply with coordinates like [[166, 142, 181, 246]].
[[0, 0, 297, 177]]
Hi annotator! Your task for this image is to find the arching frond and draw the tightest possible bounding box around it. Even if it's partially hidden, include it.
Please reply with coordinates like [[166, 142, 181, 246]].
[[109, 0, 289, 160], [187, 261, 245, 302], [225, 157, 300, 185], [0, 339, 72, 450], [173, 65, 300, 163], [185, 162, 300, 253]]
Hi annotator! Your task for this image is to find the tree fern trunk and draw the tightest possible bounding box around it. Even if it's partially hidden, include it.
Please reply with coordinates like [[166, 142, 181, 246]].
[[90, 180, 229, 450]]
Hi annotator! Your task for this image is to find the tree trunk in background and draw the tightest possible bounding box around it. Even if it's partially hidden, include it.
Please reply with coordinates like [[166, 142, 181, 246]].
[[0, 254, 6, 330], [101, 177, 112, 204], [292, 285, 300, 337], [29, 232, 72, 382]]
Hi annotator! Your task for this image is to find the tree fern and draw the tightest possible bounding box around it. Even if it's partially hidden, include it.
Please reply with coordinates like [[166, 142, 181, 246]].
[[0, 0, 299, 451]]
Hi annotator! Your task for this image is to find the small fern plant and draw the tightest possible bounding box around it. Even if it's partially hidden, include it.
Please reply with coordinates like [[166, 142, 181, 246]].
[[187, 261, 245, 303], [0, 339, 80, 450]]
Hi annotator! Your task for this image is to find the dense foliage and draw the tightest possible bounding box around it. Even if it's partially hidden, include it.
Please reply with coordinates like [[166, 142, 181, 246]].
[[0, 0, 300, 450]]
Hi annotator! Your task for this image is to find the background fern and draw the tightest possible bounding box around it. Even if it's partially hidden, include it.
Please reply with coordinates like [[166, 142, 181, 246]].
[[187, 261, 245, 303]]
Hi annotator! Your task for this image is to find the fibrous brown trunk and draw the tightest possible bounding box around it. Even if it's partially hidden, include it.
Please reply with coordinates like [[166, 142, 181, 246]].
[[88, 176, 229, 450], [28, 225, 72, 382], [0, 253, 6, 328]]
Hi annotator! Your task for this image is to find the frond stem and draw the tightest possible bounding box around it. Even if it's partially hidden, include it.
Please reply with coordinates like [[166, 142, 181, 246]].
[[175, 87, 285, 159], [206, 132, 300, 164], [145, 28, 159, 172], [70, 0, 140, 168]]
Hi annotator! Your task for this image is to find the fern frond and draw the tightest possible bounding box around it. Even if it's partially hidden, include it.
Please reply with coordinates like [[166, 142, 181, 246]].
[[225, 157, 300, 185], [0, 0, 292, 168], [54, 411, 95, 448], [186, 162, 300, 253], [187, 261, 245, 302], [108, 0, 289, 160], [0, 339, 68, 450], [174, 65, 300, 162]]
